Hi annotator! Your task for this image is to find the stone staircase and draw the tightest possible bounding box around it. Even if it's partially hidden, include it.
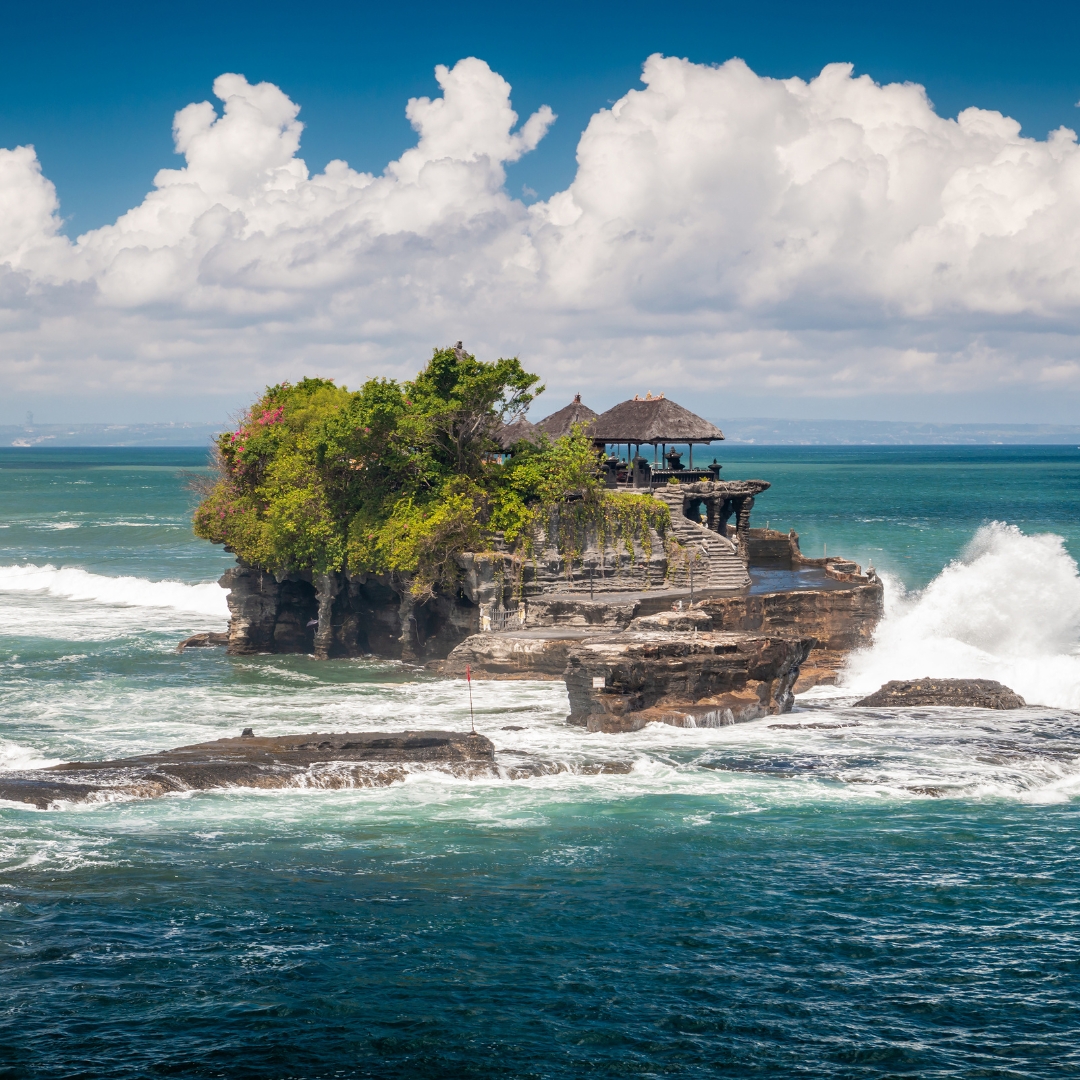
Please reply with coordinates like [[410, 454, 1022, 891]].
[[651, 488, 750, 591]]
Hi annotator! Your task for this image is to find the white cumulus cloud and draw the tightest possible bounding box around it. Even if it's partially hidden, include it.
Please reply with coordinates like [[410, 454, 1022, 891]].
[[2, 54, 1080, 420]]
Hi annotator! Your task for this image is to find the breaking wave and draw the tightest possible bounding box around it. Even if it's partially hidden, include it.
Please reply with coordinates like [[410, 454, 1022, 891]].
[[842, 523, 1080, 709], [0, 563, 229, 617], [0, 738, 60, 772]]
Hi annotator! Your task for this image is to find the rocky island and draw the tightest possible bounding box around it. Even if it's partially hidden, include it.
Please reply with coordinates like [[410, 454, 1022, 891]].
[[188, 344, 884, 728]]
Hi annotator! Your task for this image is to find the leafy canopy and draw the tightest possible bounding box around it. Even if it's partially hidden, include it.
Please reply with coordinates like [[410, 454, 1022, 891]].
[[193, 345, 668, 596]]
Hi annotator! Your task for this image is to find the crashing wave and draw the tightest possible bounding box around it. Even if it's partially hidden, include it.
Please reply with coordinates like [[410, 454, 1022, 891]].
[[0, 563, 229, 617], [841, 523, 1080, 709]]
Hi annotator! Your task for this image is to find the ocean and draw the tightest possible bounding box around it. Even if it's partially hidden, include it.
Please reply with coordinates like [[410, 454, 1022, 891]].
[[2, 445, 1080, 1078]]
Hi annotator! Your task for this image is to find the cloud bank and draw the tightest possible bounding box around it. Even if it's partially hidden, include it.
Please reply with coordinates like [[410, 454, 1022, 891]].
[[3, 54, 1080, 419]]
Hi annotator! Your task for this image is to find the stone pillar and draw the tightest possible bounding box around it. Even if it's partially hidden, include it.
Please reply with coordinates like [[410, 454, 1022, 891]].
[[313, 573, 341, 660], [706, 498, 717, 533], [219, 565, 281, 654], [735, 496, 755, 561]]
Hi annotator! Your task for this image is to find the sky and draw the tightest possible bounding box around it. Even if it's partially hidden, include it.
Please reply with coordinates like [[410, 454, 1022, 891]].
[[3, 0, 1080, 425]]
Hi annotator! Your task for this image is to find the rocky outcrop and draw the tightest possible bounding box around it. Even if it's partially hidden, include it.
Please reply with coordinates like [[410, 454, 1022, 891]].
[[854, 679, 1027, 709], [0, 730, 495, 809], [208, 513, 882, 675], [437, 629, 599, 679], [699, 580, 883, 691], [564, 615, 812, 732], [218, 564, 481, 661], [176, 631, 230, 651]]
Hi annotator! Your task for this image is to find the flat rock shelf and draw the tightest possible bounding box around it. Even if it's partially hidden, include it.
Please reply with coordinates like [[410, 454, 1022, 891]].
[[0, 731, 496, 810]]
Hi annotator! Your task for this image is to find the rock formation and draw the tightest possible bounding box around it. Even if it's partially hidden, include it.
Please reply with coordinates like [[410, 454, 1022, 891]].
[[176, 631, 230, 651], [563, 609, 812, 732], [854, 679, 1026, 709], [698, 580, 883, 691], [0, 731, 496, 810]]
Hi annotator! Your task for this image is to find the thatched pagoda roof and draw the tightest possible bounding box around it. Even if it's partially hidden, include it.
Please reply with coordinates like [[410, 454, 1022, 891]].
[[589, 395, 724, 444], [495, 417, 539, 451], [534, 395, 599, 439]]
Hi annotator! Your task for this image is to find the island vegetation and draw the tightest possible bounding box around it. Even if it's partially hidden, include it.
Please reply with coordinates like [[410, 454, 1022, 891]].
[[194, 344, 669, 599]]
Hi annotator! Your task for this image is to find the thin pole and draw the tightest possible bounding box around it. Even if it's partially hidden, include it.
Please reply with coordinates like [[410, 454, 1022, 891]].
[[689, 443, 693, 470], [466, 663, 475, 734]]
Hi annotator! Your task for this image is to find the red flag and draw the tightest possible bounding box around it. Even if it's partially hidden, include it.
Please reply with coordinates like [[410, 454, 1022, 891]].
[[465, 663, 471, 683]]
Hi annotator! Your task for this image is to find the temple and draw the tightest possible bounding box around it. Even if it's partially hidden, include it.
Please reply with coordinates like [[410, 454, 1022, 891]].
[[214, 385, 882, 719], [500, 391, 770, 588]]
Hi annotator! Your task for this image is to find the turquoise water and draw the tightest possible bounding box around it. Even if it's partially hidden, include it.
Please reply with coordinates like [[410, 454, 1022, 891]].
[[719, 445, 1080, 588], [3, 447, 1080, 1078]]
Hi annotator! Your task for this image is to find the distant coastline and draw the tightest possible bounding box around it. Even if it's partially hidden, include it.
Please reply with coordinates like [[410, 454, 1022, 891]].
[[1, 422, 225, 448], [716, 418, 1080, 445], [5, 418, 1080, 448]]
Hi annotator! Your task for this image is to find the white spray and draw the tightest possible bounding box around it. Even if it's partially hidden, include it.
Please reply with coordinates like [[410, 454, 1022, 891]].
[[841, 523, 1080, 709], [0, 563, 229, 617]]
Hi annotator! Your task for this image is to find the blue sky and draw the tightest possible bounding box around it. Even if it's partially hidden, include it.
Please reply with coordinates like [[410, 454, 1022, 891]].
[[3, 0, 1080, 424], [7, 0, 1079, 235]]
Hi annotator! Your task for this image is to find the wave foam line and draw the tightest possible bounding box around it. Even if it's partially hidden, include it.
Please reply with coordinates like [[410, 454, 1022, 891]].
[[842, 523, 1080, 710], [0, 563, 229, 617]]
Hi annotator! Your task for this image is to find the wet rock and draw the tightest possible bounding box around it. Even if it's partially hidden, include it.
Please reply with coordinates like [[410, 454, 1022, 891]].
[[698, 581, 883, 692], [176, 631, 230, 652], [854, 678, 1026, 709], [0, 731, 495, 810], [564, 630, 812, 732]]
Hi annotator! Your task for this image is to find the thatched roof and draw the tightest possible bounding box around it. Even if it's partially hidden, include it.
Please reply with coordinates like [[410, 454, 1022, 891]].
[[534, 395, 599, 439], [495, 417, 539, 451], [589, 395, 724, 443]]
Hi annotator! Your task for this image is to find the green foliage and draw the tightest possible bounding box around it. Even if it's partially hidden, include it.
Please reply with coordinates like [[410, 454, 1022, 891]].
[[193, 349, 671, 597], [493, 425, 669, 572]]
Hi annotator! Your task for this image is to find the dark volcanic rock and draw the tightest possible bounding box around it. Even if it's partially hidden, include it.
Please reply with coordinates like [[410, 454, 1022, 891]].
[[0, 731, 495, 810], [854, 679, 1026, 709], [564, 624, 812, 732]]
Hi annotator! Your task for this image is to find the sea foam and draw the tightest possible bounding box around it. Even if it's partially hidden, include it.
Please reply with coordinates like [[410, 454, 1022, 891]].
[[0, 563, 229, 617], [842, 523, 1080, 709]]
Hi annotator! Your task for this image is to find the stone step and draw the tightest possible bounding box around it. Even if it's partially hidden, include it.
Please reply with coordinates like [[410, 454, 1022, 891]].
[[655, 491, 749, 590]]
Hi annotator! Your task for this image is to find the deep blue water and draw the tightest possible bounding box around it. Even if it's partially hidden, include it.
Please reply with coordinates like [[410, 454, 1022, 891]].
[[2, 446, 1080, 1079]]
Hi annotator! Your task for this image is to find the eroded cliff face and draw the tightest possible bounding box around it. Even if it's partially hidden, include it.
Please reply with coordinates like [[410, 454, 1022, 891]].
[[563, 611, 812, 732], [217, 527, 677, 661], [217, 519, 884, 680], [698, 582, 884, 690], [220, 565, 483, 661]]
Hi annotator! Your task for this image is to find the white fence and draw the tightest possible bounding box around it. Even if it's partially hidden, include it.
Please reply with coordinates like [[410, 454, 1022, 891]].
[[480, 602, 527, 632]]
